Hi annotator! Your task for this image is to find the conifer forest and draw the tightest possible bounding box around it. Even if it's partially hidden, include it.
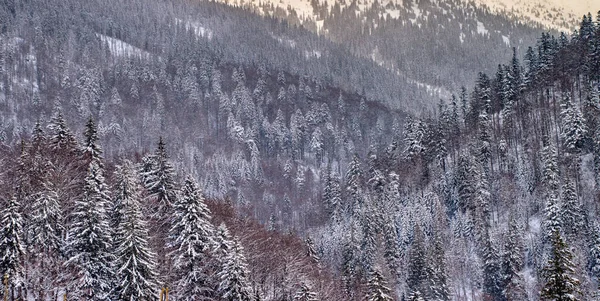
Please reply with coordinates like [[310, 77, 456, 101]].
[[1, 0, 600, 300]]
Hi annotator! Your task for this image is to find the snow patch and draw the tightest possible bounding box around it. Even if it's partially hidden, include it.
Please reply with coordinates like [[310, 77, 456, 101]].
[[176, 18, 214, 40], [97, 34, 150, 58], [408, 78, 451, 99], [502, 35, 510, 46], [304, 50, 322, 59], [385, 8, 401, 19], [476, 21, 488, 35], [271, 34, 297, 49]]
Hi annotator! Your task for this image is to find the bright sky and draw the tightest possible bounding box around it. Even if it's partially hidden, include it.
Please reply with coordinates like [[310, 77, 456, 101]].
[[541, 0, 596, 16]]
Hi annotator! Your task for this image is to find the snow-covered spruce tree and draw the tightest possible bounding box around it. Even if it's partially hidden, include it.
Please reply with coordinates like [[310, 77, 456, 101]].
[[427, 230, 450, 301], [407, 224, 427, 297], [455, 154, 478, 214], [47, 110, 78, 153], [218, 238, 253, 301], [345, 154, 363, 216], [293, 282, 318, 301], [501, 217, 527, 301], [83, 116, 103, 164], [112, 161, 159, 300], [540, 230, 582, 301], [541, 139, 562, 239], [323, 168, 342, 222], [560, 95, 587, 154], [305, 236, 320, 263], [169, 175, 215, 300], [365, 269, 393, 301], [64, 161, 114, 301], [141, 136, 177, 220], [480, 228, 503, 301], [560, 179, 583, 238], [213, 223, 233, 265], [0, 195, 25, 296]]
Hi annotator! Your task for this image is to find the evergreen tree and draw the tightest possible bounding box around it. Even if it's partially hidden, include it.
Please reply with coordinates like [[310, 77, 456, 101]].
[[113, 161, 159, 300], [427, 230, 450, 301], [47, 110, 78, 152], [169, 175, 215, 300], [540, 230, 581, 301], [560, 179, 583, 238], [293, 283, 318, 301], [213, 223, 233, 265], [218, 238, 253, 301], [560, 96, 587, 154], [305, 236, 320, 263], [65, 161, 115, 301], [501, 218, 527, 301], [407, 224, 427, 297], [29, 178, 63, 255], [480, 229, 503, 301], [346, 154, 363, 215], [141, 137, 178, 218], [83, 116, 103, 164], [0, 195, 25, 295], [365, 269, 393, 301]]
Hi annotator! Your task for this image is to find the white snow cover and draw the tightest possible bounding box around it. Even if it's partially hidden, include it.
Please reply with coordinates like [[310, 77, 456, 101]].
[[97, 34, 150, 58], [175, 18, 214, 40]]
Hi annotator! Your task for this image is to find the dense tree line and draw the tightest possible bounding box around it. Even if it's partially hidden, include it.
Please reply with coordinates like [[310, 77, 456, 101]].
[[1, 0, 600, 299], [0, 120, 341, 300]]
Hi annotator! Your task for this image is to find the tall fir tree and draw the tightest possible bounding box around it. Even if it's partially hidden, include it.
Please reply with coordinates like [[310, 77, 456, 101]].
[[480, 228, 503, 301], [540, 230, 581, 301], [47, 110, 78, 153], [112, 161, 159, 300], [0, 195, 25, 297], [83, 116, 103, 164], [218, 238, 253, 301], [64, 161, 115, 301], [560, 179, 583, 238], [365, 269, 393, 301], [427, 230, 450, 301], [501, 218, 527, 301], [169, 175, 215, 300], [141, 137, 178, 220], [407, 224, 427, 297]]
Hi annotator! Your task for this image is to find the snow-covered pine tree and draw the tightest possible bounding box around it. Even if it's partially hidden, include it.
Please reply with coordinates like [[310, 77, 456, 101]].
[[214, 222, 233, 265], [365, 269, 393, 301], [218, 238, 253, 301], [305, 236, 320, 263], [29, 178, 63, 252], [540, 230, 581, 301], [83, 116, 103, 164], [64, 161, 114, 301], [541, 138, 562, 238], [0, 195, 25, 297], [427, 230, 450, 301], [560, 95, 587, 154], [169, 175, 215, 300], [455, 154, 478, 214], [323, 168, 342, 222], [560, 179, 583, 238], [293, 283, 318, 301], [47, 110, 78, 153], [501, 217, 527, 301], [480, 228, 503, 301], [345, 154, 363, 216], [28, 177, 64, 300], [141, 137, 178, 219], [407, 224, 427, 297], [112, 160, 159, 300]]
